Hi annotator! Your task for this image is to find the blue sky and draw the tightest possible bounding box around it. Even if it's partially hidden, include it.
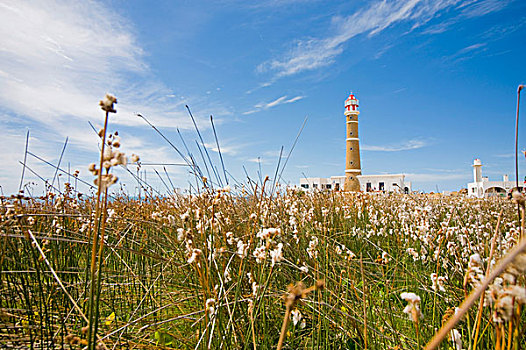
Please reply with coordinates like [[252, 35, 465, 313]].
[[1, 0, 525, 195]]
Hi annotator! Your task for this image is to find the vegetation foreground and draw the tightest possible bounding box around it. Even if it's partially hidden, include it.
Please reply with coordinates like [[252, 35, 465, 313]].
[[1, 187, 525, 349], [1, 95, 525, 349]]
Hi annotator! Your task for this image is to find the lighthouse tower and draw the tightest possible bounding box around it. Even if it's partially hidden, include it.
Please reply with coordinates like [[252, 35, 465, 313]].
[[344, 92, 362, 192], [472, 158, 482, 182]]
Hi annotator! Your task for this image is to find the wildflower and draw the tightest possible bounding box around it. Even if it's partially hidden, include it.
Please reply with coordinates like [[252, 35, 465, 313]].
[[256, 227, 280, 240], [381, 251, 390, 264], [94, 174, 118, 190], [466, 253, 484, 288], [270, 243, 284, 266], [493, 295, 514, 323], [205, 298, 216, 316], [112, 136, 121, 148], [406, 247, 419, 261], [187, 248, 202, 264], [224, 267, 231, 283], [335, 245, 343, 255], [511, 190, 525, 207], [27, 216, 35, 225], [99, 93, 117, 113], [299, 264, 309, 274], [430, 273, 438, 291], [80, 222, 89, 233], [130, 153, 140, 163], [290, 309, 306, 328], [88, 163, 98, 175], [180, 211, 190, 222], [176, 228, 185, 242], [107, 208, 115, 219], [111, 150, 127, 166], [253, 245, 267, 263], [437, 276, 447, 292], [236, 240, 248, 258], [450, 329, 462, 350], [306, 236, 319, 259], [226, 231, 235, 245], [292, 232, 299, 244], [346, 248, 356, 260], [167, 215, 176, 227], [401, 292, 423, 322]]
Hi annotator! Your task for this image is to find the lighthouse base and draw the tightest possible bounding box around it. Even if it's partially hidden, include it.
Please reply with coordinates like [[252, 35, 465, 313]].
[[344, 175, 361, 192]]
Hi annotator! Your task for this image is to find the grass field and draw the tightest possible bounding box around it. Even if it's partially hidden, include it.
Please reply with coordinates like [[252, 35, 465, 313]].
[[1, 95, 525, 349]]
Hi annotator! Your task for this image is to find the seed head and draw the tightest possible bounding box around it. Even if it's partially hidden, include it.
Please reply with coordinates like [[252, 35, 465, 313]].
[[99, 93, 117, 113]]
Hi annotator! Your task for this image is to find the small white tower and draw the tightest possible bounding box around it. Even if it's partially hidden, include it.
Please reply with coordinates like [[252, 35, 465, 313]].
[[473, 159, 482, 183]]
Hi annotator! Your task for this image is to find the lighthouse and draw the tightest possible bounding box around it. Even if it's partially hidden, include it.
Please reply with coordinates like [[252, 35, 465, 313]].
[[299, 92, 412, 193], [472, 158, 482, 182], [344, 92, 362, 191]]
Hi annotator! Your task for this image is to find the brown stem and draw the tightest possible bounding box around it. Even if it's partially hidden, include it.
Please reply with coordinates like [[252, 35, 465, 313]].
[[276, 305, 291, 350], [87, 110, 109, 349]]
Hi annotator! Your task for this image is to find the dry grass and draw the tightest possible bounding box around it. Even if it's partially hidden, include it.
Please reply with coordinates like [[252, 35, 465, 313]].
[[1, 95, 525, 349]]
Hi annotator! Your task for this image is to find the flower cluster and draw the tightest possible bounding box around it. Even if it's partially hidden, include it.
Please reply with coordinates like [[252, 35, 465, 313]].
[[401, 292, 423, 322]]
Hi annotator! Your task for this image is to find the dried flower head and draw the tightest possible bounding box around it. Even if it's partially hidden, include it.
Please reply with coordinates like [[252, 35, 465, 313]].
[[401, 292, 423, 322], [99, 93, 117, 113]]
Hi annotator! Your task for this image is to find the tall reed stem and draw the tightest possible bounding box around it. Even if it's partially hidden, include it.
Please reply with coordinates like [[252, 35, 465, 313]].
[[87, 110, 109, 349]]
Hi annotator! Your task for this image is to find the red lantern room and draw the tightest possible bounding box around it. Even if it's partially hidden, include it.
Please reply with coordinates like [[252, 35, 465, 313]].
[[345, 92, 359, 113]]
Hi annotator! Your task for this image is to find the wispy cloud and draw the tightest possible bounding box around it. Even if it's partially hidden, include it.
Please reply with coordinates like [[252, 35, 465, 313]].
[[494, 153, 515, 158], [457, 42, 486, 54], [362, 139, 428, 152], [243, 95, 304, 115], [246, 149, 286, 165], [258, 0, 460, 78], [258, 0, 510, 79], [203, 140, 252, 156], [459, 0, 510, 18], [423, 0, 511, 34], [444, 42, 487, 62]]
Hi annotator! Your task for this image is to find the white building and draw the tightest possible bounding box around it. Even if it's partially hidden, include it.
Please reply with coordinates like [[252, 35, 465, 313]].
[[467, 159, 521, 198], [300, 174, 411, 193]]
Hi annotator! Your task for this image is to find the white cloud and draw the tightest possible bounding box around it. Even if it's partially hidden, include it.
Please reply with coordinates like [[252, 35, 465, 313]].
[[460, 0, 510, 18], [0, 0, 221, 194], [494, 153, 515, 158], [361, 139, 428, 152], [258, 0, 509, 78], [444, 42, 487, 62], [0, 1, 224, 131], [203, 140, 251, 156], [243, 95, 304, 115], [244, 149, 287, 166]]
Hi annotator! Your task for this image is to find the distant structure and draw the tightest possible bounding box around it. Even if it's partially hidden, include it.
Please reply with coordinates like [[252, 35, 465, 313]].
[[299, 91, 412, 193], [467, 159, 519, 197], [344, 93, 361, 191], [300, 174, 411, 193]]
